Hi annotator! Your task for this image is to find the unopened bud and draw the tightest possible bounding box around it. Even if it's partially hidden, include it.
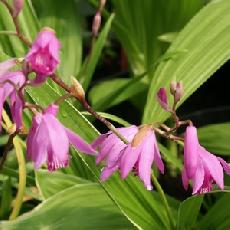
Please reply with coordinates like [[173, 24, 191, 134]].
[[170, 81, 177, 95], [92, 11, 101, 37], [157, 88, 170, 111], [100, 0, 107, 10], [13, 0, 24, 18], [174, 81, 183, 102], [70, 76, 85, 100]]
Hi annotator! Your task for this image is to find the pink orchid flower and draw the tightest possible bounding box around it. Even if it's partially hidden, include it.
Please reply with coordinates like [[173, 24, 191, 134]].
[[92, 125, 164, 190], [182, 125, 230, 194], [27, 104, 96, 171], [26, 27, 60, 84], [0, 71, 26, 131]]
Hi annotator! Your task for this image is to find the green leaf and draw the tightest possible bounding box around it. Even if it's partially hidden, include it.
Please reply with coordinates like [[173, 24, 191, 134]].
[[33, 0, 82, 83], [79, 14, 115, 91], [177, 195, 203, 230], [159, 143, 183, 170], [143, 0, 230, 123], [112, 0, 205, 75], [197, 193, 230, 229], [0, 184, 133, 229], [89, 76, 147, 111], [81, 111, 130, 127], [35, 170, 90, 199], [198, 123, 230, 155], [0, 177, 12, 219]]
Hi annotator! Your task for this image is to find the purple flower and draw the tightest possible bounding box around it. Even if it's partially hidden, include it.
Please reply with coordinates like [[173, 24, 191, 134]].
[[92, 125, 164, 190], [25, 28, 60, 84], [26, 104, 96, 171], [0, 59, 17, 76], [157, 87, 169, 111], [182, 125, 230, 194], [120, 126, 164, 190], [0, 71, 26, 131]]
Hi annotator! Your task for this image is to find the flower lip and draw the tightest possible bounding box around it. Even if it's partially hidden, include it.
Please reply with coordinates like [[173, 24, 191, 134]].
[[131, 125, 152, 147]]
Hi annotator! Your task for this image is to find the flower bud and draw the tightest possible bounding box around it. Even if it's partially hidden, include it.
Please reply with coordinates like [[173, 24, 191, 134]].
[[157, 88, 169, 111], [92, 11, 101, 37], [175, 81, 183, 103], [70, 76, 85, 100], [170, 81, 177, 95], [13, 0, 24, 18]]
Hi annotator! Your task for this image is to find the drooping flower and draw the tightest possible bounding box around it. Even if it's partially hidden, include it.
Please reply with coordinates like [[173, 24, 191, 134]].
[[120, 125, 164, 190], [92, 125, 138, 167], [0, 71, 26, 131], [27, 104, 96, 171], [25, 27, 60, 84], [182, 125, 230, 194], [92, 125, 164, 190]]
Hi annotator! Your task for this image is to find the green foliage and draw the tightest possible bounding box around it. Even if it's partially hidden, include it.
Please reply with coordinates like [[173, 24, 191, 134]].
[[1, 0, 230, 228], [89, 76, 147, 111], [143, 0, 230, 123], [0, 184, 134, 230], [177, 195, 203, 230], [198, 123, 230, 155]]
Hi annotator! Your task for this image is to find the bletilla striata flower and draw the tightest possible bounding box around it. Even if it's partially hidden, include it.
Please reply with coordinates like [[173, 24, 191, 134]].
[[182, 125, 230, 194], [92, 125, 164, 190], [120, 125, 164, 190], [92, 125, 138, 179], [0, 70, 26, 131], [25, 27, 60, 84], [27, 104, 96, 171]]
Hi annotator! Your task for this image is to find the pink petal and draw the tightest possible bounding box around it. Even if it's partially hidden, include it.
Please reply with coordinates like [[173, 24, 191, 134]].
[[182, 168, 189, 190], [106, 143, 125, 167], [192, 160, 204, 194], [65, 128, 97, 155], [0, 89, 5, 132], [43, 104, 59, 116], [218, 157, 230, 175], [91, 134, 108, 149], [0, 59, 16, 76], [10, 91, 23, 129], [120, 145, 141, 179], [26, 115, 41, 159], [184, 126, 199, 178], [31, 117, 49, 169], [100, 165, 119, 181], [137, 134, 155, 190], [156, 87, 169, 111], [152, 133, 164, 173], [44, 115, 69, 171], [199, 146, 224, 189]]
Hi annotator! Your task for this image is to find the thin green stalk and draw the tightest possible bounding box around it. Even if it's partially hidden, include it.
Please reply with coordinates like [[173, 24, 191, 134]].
[[9, 137, 26, 220], [151, 172, 175, 229]]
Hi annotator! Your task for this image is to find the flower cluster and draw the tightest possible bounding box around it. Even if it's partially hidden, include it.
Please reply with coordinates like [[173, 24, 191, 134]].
[[1, 1, 230, 195], [0, 28, 95, 171]]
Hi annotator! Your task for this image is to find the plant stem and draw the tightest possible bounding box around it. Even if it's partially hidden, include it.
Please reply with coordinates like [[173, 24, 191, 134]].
[[9, 137, 26, 220], [151, 172, 175, 229], [0, 0, 31, 47], [50, 74, 129, 144]]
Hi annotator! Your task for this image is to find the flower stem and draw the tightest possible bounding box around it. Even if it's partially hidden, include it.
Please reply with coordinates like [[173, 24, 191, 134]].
[[0, 0, 31, 47], [151, 172, 175, 229], [9, 137, 26, 220], [50, 74, 129, 144]]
